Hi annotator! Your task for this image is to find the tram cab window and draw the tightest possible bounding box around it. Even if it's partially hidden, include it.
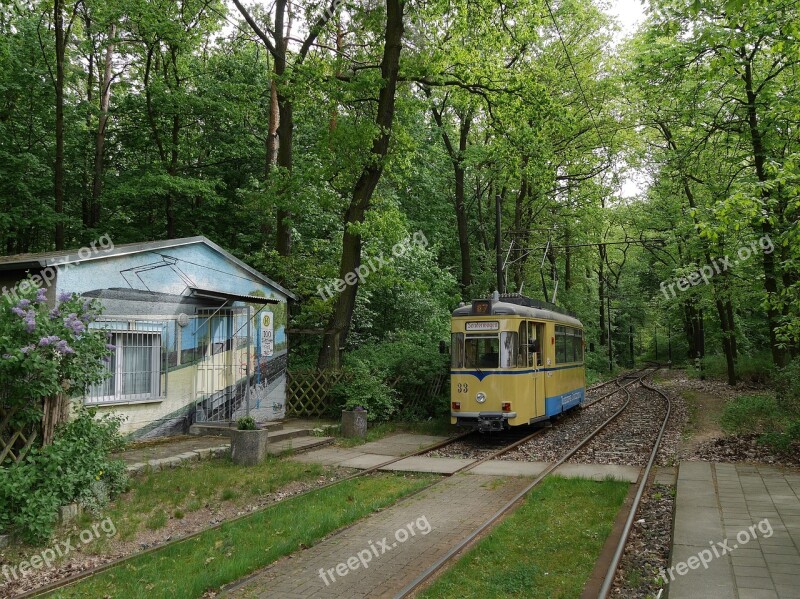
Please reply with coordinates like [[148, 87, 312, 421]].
[[451, 333, 464, 368], [500, 332, 518, 368], [464, 335, 500, 368], [528, 322, 544, 367]]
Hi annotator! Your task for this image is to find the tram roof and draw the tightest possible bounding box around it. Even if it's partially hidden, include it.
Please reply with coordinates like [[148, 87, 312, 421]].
[[452, 299, 583, 328]]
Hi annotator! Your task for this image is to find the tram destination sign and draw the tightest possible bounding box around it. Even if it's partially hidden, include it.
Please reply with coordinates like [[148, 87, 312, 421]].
[[465, 321, 500, 331]]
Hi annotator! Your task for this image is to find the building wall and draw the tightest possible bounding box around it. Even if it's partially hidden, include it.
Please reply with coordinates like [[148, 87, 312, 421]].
[[48, 242, 291, 439]]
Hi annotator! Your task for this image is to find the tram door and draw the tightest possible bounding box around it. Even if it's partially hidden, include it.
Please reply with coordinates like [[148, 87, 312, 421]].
[[525, 321, 546, 418]]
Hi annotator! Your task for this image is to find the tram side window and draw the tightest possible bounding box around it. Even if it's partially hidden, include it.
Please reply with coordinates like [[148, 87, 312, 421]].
[[451, 333, 464, 368], [518, 322, 528, 367], [501, 332, 518, 368], [464, 335, 500, 368], [556, 326, 567, 363], [573, 330, 584, 362]]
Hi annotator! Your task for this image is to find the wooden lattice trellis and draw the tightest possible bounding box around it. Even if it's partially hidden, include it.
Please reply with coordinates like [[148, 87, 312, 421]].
[[286, 369, 351, 418], [0, 406, 38, 466]]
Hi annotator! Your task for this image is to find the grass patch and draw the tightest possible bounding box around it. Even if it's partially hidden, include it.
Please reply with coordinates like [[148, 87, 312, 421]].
[[47, 473, 434, 598], [419, 476, 629, 599], [73, 456, 328, 547], [721, 393, 800, 451], [144, 510, 168, 531], [687, 352, 773, 384]]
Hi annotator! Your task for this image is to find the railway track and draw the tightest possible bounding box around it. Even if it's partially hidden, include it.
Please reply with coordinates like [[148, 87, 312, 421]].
[[394, 368, 671, 599], [16, 430, 477, 599], [20, 368, 670, 598], [19, 420, 555, 598], [584, 364, 659, 407], [594, 378, 672, 598]]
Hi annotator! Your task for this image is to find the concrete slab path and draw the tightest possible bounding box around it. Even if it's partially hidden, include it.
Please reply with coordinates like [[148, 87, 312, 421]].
[[669, 461, 800, 599], [222, 473, 533, 599]]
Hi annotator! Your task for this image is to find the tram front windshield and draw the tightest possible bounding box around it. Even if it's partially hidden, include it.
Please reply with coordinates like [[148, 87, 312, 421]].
[[464, 334, 500, 368]]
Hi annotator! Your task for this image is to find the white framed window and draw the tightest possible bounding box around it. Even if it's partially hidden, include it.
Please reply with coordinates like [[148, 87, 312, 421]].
[[87, 331, 163, 404]]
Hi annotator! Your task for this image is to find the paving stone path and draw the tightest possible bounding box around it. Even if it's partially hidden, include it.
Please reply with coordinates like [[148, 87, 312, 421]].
[[670, 461, 800, 599], [222, 473, 532, 599]]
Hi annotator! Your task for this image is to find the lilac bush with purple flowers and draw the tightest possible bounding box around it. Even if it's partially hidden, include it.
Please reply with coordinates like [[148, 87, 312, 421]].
[[0, 282, 125, 543], [0, 281, 111, 430]]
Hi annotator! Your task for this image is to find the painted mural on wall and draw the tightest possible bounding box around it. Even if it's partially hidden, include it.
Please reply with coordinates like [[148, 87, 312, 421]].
[[52, 239, 292, 439]]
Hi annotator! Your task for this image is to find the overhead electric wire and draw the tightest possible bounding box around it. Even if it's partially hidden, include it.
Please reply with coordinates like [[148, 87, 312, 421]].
[[542, 0, 613, 167]]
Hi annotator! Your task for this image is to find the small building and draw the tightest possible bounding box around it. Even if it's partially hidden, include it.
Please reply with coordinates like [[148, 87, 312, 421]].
[[0, 236, 297, 439]]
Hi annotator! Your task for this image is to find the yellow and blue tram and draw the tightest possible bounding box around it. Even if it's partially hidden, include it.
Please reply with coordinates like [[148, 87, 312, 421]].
[[450, 293, 585, 432]]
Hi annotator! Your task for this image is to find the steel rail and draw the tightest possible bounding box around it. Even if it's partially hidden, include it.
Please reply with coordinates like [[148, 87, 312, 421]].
[[596, 377, 672, 599], [584, 365, 657, 407], [392, 368, 655, 599]]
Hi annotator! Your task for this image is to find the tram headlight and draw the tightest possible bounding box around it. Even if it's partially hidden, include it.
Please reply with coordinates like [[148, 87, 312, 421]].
[[476, 392, 487, 404]]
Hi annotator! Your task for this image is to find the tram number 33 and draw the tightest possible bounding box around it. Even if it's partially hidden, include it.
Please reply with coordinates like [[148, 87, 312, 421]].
[[457, 383, 469, 393]]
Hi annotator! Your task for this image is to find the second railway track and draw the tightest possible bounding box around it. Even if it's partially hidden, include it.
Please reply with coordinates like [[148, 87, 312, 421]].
[[395, 368, 673, 599]]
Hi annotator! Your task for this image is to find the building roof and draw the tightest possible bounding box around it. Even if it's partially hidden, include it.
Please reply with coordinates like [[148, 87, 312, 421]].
[[0, 236, 298, 301]]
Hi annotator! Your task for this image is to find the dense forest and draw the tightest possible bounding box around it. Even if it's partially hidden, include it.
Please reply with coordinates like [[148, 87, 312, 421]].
[[1, 0, 798, 387]]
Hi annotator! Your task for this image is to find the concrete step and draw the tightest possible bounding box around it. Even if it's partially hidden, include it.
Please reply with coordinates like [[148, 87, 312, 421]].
[[266, 426, 313, 443], [189, 421, 283, 437], [267, 436, 334, 455]]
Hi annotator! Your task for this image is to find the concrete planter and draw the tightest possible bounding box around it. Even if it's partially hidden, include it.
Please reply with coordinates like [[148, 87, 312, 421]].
[[341, 410, 368, 439], [230, 429, 269, 466]]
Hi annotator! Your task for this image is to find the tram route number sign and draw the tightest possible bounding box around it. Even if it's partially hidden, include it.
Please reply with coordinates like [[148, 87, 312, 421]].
[[261, 312, 274, 357], [465, 321, 500, 331]]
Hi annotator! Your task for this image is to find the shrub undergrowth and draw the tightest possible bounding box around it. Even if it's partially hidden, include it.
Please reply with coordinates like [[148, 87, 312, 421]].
[[0, 407, 128, 543]]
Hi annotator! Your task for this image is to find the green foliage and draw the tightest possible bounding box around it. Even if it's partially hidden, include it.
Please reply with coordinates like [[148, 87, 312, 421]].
[[329, 359, 398, 422], [719, 390, 800, 453], [324, 330, 451, 421], [236, 416, 257, 431], [0, 407, 128, 543], [688, 353, 774, 384], [773, 358, 800, 416], [720, 395, 782, 436]]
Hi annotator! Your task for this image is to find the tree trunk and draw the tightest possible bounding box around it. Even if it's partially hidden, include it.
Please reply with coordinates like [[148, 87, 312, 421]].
[[54, 0, 66, 250], [82, 25, 94, 229], [495, 191, 504, 293], [317, 0, 404, 369], [454, 113, 472, 293], [41, 393, 70, 446], [743, 59, 785, 368], [275, 97, 293, 257], [598, 246, 607, 346], [265, 79, 279, 176], [427, 99, 472, 294], [91, 24, 115, 228], [512, 168, 528, 292]]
